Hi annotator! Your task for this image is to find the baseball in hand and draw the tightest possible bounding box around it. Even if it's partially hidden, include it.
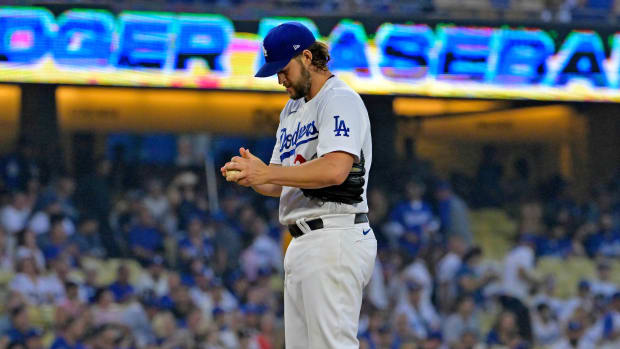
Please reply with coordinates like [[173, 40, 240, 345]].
[[226, 170, 241, 182]]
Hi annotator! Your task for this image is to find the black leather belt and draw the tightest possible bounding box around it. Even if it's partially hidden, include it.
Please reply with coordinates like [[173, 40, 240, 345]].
[[288, 213, 368, 238]]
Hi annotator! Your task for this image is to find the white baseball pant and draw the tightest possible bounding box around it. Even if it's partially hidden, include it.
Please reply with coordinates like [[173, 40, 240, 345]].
[[283, 214, 377, 349]]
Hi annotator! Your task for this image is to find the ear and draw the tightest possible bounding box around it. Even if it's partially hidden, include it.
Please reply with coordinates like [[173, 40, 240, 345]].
[[302, 49, 313, 66]]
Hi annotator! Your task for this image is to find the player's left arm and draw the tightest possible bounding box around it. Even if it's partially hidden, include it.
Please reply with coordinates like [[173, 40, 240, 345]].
[[225, 149, 354, 189]]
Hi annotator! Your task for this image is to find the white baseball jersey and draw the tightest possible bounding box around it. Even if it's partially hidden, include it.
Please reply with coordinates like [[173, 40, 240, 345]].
[[270, 76, 372, 225]]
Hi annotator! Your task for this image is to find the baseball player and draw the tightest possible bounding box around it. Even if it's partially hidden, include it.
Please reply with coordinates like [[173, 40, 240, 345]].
[[221, 22, 376, 348]]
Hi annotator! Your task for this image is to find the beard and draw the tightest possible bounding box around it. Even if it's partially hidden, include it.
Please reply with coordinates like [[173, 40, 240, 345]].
[[288, 63, 312, 100]]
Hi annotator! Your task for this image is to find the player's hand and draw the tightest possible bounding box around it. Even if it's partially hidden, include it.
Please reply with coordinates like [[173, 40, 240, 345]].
[[223, 147, 270, 187]]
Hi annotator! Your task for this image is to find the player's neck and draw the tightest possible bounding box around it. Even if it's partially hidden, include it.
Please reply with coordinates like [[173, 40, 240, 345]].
[[305, 71, 334, 102]]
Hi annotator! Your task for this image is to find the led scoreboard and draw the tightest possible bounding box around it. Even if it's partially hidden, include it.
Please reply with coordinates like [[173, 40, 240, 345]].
[[2, 6, 620, 101]]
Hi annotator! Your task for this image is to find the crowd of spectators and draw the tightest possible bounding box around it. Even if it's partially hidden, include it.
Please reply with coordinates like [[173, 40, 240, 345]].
[[5, 0, 620, 24], [0, 137, 618, 349]]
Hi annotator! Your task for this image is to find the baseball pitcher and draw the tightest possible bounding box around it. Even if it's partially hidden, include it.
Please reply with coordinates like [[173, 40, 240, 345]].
[[221, 22, 376, 348]]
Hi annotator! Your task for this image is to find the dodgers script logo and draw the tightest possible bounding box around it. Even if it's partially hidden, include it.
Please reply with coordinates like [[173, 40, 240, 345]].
[[279, 121, 319, 161]]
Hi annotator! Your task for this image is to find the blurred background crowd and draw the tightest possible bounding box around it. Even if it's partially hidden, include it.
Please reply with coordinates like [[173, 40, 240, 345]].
[[7, 0, 620, 23], [0, 134, 618, 349]]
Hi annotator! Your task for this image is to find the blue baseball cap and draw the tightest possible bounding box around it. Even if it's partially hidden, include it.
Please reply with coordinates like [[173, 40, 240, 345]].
[[255, 22, 316, 77]]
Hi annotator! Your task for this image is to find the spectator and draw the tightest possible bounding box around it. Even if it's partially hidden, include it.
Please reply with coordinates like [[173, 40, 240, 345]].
[[39, 216, 70, 264], [240, 217, 282, 281], [531, 275, 565, 319], [531, 303, 562, 346], [4, 305, 38, 344], [38, 176, 78, 223], [128, 207, 164, 265], [537, 224, 574, 258], [108, 265, 135, 303], [27, 199, 74, 237], [395, 281, 440, 339], [502, 235, 538, 301], [455, 246, 497, 305], [562, 280, 595, 322], [57, 282, 86, 321], [178, 215, 214, 271], [91, 289, 123, 326], [136, 255, 169, 297], [485, 311, 528, 348], [386, 178, 438, 255], [1, 192, 32, 235], [42, 257, 70, 305], [68, 216, 105, 259], [443, 296, 480, 346], [23, 329, 43, 349], [9, 256, 47, 305], [436, 235, 467, 312], [551, 320, 587, 349], [142, 178, 170, 223], [49, 315, 87, 349], [589, 259, 617, 299], [435, 181, 473, 246], [0, 140, 40, 192], [584, 213, 620, 258], [455, 329, 485, 349]]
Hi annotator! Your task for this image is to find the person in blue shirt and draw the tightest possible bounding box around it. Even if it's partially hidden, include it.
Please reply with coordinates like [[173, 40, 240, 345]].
[[49, 316, 86, 349], [128, 207, 164, 265], [388, 178, 438, 256], [4, 306, 38, 344], [108, 265, 134, 303], [585, 212, 620, 258], [178, 215, 214, 272], [536, 225, 573, 258]]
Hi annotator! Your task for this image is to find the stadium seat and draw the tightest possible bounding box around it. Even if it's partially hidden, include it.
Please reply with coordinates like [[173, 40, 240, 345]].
[[536, 257, 597, 298], [471, 209, 516, 261]]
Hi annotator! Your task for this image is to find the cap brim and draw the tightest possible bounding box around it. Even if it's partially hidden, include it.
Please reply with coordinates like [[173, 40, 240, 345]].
[[255, 59, 290, 77]]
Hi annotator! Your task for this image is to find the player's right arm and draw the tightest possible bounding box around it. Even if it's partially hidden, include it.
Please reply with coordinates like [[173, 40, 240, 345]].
[[251, 164, 282, 197]]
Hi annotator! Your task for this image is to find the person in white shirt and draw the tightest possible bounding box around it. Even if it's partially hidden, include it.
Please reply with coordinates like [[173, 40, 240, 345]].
[[402, 255, 433, 306], [532, 302, 562, 346], [27, 200, 75, 236], [531, 275, 565, 319], [502, 234, 538, 301], [240, 217, 282, 281], [135, 255, 169, 297], [1, 192, 32, 235], [443, 295, 480, 346], [437, 235, 467, 312], [9, 255, 48, 305], [15, 228, 46, 271], [579, 292, 620, 349], [395, 281, 440, 339], [142, 178, 170, 223], [562, 280, 594, 322], [589, 260, 617, 299]]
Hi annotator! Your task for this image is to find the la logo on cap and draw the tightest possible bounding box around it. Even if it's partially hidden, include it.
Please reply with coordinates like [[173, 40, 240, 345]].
[[293, 44, 300, 50], [262, 46, 268, 57]]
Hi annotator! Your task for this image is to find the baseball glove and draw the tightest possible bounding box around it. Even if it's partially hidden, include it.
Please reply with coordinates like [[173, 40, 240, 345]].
[[301, 151, 365, 205]]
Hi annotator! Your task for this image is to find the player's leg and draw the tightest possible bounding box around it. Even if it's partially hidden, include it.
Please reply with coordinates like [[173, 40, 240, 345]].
[[283, 239, 310, 349], [299, 226, 377, 348]]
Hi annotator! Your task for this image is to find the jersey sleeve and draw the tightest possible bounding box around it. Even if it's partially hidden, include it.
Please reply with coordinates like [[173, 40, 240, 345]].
[[269, 104, 288, 165], [316, 92, 367, 162]]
